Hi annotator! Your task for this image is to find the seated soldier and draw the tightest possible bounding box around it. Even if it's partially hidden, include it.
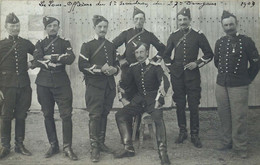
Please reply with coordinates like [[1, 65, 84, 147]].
[[114, 42, 171, 165]]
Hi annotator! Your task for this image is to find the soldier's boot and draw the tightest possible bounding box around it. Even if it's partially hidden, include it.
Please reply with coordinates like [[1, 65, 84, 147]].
[[89, 116, 101, 162], [175, 126, 188, 144], [114, 114, 135, 158], [175, 103, 188, 143], [0, 119, 11, 159], [62, 117, 78, 161], [99, 116, 113, 154], [155, 119, 171, 165], [14, 119, 32, 156], [44, 118, 59, 158], [190, 105, 202, 148]]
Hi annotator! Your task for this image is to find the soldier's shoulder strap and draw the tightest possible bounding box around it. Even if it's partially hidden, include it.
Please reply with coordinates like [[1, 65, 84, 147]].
[[44, 36, 59, 51], [0, 42, 18, 66], [129, 61, 139, 67], [127, 29, 145, 44], [91, 40, 106, 60]]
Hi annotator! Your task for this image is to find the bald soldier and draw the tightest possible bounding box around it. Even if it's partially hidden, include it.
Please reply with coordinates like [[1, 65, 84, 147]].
[[78, 15, 119, 163], [0, 13, 35, 159], [33, 16, 77, 160], [163, 7, 214, 148]]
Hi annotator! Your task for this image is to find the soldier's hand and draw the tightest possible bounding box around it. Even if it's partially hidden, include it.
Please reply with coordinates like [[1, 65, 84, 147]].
[[57, 53, 69, 61], [184, 62, 198, 70], [0, 90, 4, 103], [106, 66, 117, 76]]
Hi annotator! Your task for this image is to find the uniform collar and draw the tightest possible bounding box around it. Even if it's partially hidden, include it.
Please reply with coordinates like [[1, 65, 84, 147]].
[[8, 35, 19, 40], [226, 32, 240, 39], [181, 26, 191, 33], [134, 27, 144, 32], [47, 34, 58, 39], [94, 34, 106, 40], [140, 58, 150, 66]]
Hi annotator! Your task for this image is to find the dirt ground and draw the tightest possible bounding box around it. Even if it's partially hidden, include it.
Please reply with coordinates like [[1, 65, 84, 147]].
[[0, 108, 260, 165]]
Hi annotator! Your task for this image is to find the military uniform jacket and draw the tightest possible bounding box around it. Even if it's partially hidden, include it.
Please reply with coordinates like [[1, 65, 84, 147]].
[[0, 36, 34, 87], [123, 59, 170, 106], [78, 37, 118, 90], [163, 28, 214, 80], [33, 35, 75, 87], [112, 28, 165, 64], [214, 33, 259, 87]]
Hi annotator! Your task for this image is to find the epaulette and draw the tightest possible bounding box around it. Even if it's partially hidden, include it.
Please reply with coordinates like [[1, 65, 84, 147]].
[[193, 28, 203, 34], [129, 61, 139, 67], [173, 29, 180, 33], [150, 61, 161, 66]]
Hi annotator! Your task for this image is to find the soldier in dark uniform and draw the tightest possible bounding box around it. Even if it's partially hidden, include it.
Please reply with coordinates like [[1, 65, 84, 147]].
[[32, 16, 77, 160], [114, 42, 171, 165], [78, 15, 118, 163], [163, 7, 214, 148], [0, 13, 34, 159], [214, 11, 259, 159], [113, 6, 165, 104]]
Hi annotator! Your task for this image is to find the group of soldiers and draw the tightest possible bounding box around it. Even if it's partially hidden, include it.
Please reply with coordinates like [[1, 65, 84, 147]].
[[0, 6, 259, 165]]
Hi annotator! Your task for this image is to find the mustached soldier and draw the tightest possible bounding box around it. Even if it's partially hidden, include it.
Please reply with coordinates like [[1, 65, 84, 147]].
[[78, 15, 119, 162], [33, 16, 77, 160]]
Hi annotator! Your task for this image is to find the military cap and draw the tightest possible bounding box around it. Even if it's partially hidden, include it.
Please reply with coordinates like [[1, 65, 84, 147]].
[[177, 7, 191, 18], [43, 16, 60, 28], [5, 13, 19, 24], [133, 6, 145, 18], [92, 15, 108, 26], [221, 10, 237, 20], [134, 41, 148, 51]]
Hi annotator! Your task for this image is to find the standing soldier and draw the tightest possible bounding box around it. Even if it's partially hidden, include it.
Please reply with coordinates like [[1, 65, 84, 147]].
[[0, 13, 34, 159], [214, 11, 259, 158], [114, 42, 171, 165], [113, 6, 165, 104], [163, 7, 214, 148], [78, 15, 118, 163], [33, 16, 77, 160]]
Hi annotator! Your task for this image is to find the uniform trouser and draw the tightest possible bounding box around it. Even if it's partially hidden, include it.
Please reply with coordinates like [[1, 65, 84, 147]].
[[215, 84, 248, 152], [0, 86, 32, 148], [115, 101, 168, 153], [37, 85, 73, 150], [85, 83, 116, 149], [171, 73, 201, 135]]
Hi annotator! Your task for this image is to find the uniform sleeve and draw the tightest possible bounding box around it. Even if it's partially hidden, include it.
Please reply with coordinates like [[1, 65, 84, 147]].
[[112, 31, 127, 60], [150, 32, 165, 57], [55, 40, 75, 65], [112, 45, 120, 76], [31, 40, 47, 69], [214, 40, 220, 68], [121, 66, 135, 88], [78, 43, 103, 76], [27, 40, 35, 55], [163, 34, 175, 66], [196, 33, 214, 68], [246, 37, 260, 81]]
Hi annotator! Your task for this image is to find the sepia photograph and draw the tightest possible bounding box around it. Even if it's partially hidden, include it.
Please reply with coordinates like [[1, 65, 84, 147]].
[[0, 0, 259, 164]]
